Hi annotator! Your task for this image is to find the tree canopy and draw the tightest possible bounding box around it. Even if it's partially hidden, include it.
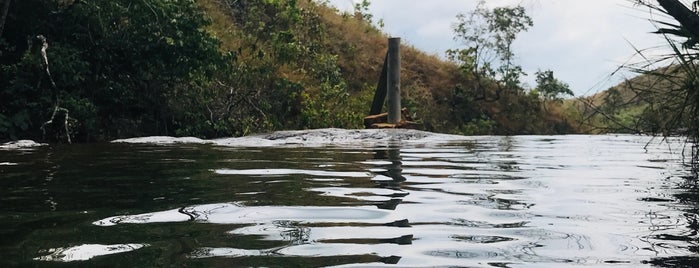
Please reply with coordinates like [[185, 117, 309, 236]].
[[447, 0, 533, 99], [0, 0, 224, 141]]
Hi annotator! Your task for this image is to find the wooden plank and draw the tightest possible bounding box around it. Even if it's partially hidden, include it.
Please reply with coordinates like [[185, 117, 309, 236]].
[[364, 113, 388, 128]]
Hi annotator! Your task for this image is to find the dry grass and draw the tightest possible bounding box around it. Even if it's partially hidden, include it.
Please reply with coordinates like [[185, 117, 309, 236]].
[[194, 0, 573, 134], [197, 0, 242, 52]]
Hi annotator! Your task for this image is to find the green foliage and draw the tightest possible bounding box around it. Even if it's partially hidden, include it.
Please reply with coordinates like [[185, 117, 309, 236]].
[[0, 0, 575, 142], [216, 0, 357, 133], [441, 1, 571, 135], [447, 0, 533, 95], [535, 69, 573, 112], [535, 70, 573, 101], [1, 0, 224, 141], [0, 0, 363, 141], [354, 0, 374, 24], [459, 115, 496, 135], [350, 0, 383, 30]]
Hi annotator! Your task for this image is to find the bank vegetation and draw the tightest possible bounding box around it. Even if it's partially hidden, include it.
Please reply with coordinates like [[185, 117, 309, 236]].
[[0, 0, 577, 143]]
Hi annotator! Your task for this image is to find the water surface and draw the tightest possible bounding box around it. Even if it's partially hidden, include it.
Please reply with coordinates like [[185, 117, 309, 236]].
[[1, 132, 697, 267]]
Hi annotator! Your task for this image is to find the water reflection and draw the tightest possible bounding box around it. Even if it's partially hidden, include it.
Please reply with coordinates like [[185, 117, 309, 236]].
[[35, 244, 148, 262], [371, 145, 406, 210], [3, 134, 699, 267]]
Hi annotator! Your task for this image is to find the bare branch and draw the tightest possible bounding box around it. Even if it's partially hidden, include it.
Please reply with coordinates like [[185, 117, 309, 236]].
[[0, 0, 11, 38]]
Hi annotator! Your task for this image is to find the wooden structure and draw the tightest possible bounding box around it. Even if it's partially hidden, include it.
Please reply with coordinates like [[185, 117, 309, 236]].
[[364, 37, 422, 129]]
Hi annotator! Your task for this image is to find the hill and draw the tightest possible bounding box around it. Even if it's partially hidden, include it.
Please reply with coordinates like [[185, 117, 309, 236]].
[[571, 65, 690, 134], [0, 0, 576, 142], [195, 0, 577, 135]]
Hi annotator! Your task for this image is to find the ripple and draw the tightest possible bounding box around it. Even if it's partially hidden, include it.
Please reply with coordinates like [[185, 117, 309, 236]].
[[5, 134, 696, 267], [214, 168, 370, 178], [34, 244, 148, 262], [311, 187, 409, 201], [94, 202, 393, 226], [451, 235, 516, 244], [451, 218, 530, 229]]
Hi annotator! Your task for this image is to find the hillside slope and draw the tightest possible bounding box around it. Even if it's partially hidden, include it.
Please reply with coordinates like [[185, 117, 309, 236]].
[[198, 0, 576, 135], [0, 0, 575, 142], [572, 65, 690, 134]]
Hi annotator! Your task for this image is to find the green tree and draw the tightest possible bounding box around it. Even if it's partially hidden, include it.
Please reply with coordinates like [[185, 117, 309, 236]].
[[447, 0, 533, 100], [195, 0, 357, 135], [535, 69, 573, 111], [354, 0, 374, 24], [0, 0, 224, 141]]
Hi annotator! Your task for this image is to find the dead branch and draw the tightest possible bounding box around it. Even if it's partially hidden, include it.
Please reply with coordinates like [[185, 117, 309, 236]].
[[34, 35, 73, 143], [0, 0, 10, 38]]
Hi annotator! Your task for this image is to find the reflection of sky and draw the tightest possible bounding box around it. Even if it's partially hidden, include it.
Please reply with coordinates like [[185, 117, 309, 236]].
[[324, 0, 670, 96], [93, 203, 394, 226], [34, 244, 148, 262]]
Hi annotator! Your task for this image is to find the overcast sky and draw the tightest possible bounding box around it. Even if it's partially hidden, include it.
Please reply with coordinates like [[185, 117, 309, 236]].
[[326, 0, 677, 96]]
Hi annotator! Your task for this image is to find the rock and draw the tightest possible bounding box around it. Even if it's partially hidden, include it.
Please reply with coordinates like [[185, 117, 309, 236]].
[[0, 140, 47, 150]]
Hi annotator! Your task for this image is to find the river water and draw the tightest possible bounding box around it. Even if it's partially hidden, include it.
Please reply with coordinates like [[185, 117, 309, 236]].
[[1, 130, 698, 267]]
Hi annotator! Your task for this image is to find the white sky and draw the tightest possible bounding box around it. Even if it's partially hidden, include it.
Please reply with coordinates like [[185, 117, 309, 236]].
[[325, 0, 679, 96]]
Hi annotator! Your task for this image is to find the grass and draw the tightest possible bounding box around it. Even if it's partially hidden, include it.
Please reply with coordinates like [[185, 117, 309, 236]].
[[195, 0, 575, 135]]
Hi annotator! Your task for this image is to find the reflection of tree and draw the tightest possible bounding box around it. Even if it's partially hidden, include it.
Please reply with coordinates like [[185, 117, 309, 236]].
[[373, 146, 406, 184], [42, 150, 59, 211], [371, 145, 407, 210], [276, 220, 311, 246], [643, 174, 699, 267]]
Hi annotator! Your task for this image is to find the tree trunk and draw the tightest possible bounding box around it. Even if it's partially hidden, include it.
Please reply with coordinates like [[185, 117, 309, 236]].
[[0, 0, 11, 38], [657, 0, 699, 38]]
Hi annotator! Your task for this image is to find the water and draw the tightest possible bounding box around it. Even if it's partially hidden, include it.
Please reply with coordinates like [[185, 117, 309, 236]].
[[1, 131, 698, 267]]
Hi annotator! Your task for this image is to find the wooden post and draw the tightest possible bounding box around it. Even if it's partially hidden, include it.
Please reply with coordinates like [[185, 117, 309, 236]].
[[369, 54, 388, 115], [387, 37, 401, 124]]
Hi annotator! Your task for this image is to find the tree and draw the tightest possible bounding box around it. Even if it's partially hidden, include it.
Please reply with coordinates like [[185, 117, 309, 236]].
[[447, 0, 533, 100], [0, 0, 224, 141], [535, 69, 573, 111]]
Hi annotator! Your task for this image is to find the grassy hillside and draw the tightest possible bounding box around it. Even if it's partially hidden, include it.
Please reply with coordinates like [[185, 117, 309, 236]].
[[197, 0, 576, 135], [0, 0, 576, 142], [570, 65, 690, 134]]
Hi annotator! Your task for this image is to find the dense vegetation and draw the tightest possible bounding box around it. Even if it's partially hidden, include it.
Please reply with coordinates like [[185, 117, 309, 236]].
[[0, 0, 576, 143]]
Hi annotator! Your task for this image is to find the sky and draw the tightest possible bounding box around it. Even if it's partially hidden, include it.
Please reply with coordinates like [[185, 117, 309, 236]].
[[325, 0, 677, 96]]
